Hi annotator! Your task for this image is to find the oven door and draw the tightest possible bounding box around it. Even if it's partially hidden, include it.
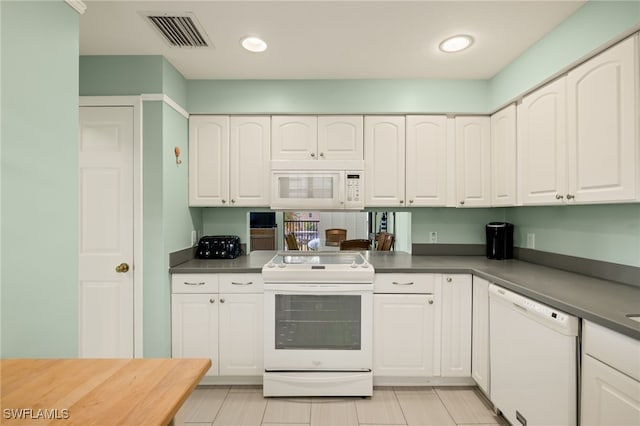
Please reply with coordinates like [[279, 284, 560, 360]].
[[264, 285, 372, 371]]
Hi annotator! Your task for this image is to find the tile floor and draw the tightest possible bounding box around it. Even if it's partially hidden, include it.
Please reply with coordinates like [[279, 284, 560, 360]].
[[181, 386, 508, 426]]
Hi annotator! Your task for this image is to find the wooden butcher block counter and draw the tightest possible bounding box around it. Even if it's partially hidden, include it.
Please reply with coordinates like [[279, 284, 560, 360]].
[[0, 358, 211, 425]]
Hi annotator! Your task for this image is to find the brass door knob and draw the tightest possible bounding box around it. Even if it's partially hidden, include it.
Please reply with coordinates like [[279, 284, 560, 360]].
[[115, 263, 130, 273]]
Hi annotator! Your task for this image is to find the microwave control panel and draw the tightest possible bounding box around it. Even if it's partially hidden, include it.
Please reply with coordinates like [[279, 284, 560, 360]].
[[345, 172, 363, 208]]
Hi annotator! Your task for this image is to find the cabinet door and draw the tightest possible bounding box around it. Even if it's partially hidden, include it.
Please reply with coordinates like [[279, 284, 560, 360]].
[[218, 293, 264, 376], [364, 116, 406, 206], [171, 293, 219, 376], [441, 274, 472, 377], [189, 116, 229, 206], [229, 116, 271, 206], [581, 354, 640, 426], [517, 79, 567, 205], [406, 116, 449, 206], [567, 36, 638, 204], [472, 276, 490, 395], [490, 105, 517, 206], [271, 116, 317, 160], [455, 117, 491, 207], [317, 115, 363, 160], [373, 294, 438, 377]]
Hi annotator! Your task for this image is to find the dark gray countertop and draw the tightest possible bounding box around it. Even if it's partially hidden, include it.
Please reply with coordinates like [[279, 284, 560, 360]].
[[170, 250, 640, 340]]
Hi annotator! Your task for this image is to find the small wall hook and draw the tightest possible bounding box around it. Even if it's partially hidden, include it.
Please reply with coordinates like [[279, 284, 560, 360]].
[[174, 146, 182, 165]]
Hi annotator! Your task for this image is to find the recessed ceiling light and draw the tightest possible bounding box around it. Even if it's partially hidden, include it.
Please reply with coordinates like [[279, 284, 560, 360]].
[[241, 36, 267, 53], [439, 35, 474, 53]]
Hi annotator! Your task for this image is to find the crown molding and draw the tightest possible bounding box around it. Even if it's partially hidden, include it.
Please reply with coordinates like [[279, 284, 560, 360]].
[[65, 0, 87, 15]]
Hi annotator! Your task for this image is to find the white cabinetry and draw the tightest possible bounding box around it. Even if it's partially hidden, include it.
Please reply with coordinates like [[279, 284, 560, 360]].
[[440, 274, 472, 377], [189, 116, 270, 207], [518, 35, 639, 206], [455, 117, 491, 207], [517, 78, 567, 205], [171, 273, 263, 382], [581, 320, 640, 426], [471, 276, 490, 395], [364, 116, 406, 206], [373, 274, 439, 380], [272, 115, 363, 161], [406, 116, 451, 206], [567, 36, 639, 204], [490, 105, 517, 206]]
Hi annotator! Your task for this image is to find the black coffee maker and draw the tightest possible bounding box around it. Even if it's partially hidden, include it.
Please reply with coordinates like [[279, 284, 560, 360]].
[[486, 222, 514, 260]]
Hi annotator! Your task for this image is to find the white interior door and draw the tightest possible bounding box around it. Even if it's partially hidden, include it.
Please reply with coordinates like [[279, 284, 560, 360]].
[[79, 106, 134, 358]]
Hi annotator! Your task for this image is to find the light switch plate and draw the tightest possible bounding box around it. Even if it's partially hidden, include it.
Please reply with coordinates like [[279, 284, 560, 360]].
[[429, 231, 438, 243], [526, 233, 535, 249]]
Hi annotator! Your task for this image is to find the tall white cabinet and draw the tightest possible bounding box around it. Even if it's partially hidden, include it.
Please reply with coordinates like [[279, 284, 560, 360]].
[[364, 116, 406, 206], [455, 117, 492, 207], [440, 274, 472, 377], [566, 36, 639, 204], [471, 276, 490, 395], [189, 115, 270, 206], [490, 105, 517, 206], [406, 115, 451, 206]]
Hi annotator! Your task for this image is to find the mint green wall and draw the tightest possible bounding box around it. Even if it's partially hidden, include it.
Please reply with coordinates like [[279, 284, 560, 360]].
[[506, 205, 640, 267], [203, 208, 251, 243], [1, 1, 79, 357], [187, 79, 489, 114], [411, 208, 506, 244], [163, 59, 189, 109], [80, 55, 164, 95], [489, 1, 640, 110]]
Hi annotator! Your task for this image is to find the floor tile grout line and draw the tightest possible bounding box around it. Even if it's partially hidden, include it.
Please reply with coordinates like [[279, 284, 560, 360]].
[[433, 387, 459, 426], [210, 386, 231, 425], [391, 387, 410, 426]]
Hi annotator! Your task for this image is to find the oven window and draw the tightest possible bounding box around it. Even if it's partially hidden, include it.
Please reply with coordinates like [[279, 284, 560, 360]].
[[275, 294, 361, 350]]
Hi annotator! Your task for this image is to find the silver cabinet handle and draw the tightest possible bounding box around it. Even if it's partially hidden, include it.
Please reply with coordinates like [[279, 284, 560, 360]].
[[555, 194, 564, 200], [231, 199, 236, 204], [428, 299, 434, 305], [566, 194, 575, 200], [310, 152, 316, 158], [319, 152, 325, 158], [209, 298, 215, 304], [392, 281, 414, 286], [399, 200, 404, 204], [184, 281, 205, 286], [231, 281, 253, 286], [409, 199, 414, 204], [221, 199, 227, 204], [446, 277, 452, 283], [220, 298, 225, 303], [460, 200, 465, 205]]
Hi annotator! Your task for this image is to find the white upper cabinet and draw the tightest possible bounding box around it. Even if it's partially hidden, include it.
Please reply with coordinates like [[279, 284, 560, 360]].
[[455, 117, 491, 207], [364, 116, 406, 206], [229, 116, 271, 206], [189, 115, 230, 206], [318, 116, 364, 160], [271, 116, 318, 160], [406, 116, 450, 206], [272, 115, 363, 161], [189, 115, 270, 207], [490, 105, 517, 206], [567, 35, 639, 204], [517, 78, 567, 205]]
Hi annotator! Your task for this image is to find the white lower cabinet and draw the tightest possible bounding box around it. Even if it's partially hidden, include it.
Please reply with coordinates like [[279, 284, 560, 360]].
[[581, 320, 640, 425], [471, 276, 490, 395], [440, 274, 472, 377], [373, 293, 438, 377], [171, 273, 263, 381]]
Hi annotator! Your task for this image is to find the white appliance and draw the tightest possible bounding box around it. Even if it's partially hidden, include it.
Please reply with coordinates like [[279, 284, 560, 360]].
[[489, 284, 579, 426], [262, 252, 374, 397], [270, 162, 364, 210]]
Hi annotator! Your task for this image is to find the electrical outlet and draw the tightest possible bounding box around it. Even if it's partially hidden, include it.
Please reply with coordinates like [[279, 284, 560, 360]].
[[429, 231, 438, 243], [191, 230, 197, 246], [526, 233, 535, 249]]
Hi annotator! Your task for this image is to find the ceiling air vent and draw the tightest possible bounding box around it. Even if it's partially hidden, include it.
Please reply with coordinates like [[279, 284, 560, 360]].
[[142, 12, 211, 48]]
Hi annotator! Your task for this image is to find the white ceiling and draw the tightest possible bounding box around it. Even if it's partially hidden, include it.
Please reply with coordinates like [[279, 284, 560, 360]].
[[80, 0, 586, 80]]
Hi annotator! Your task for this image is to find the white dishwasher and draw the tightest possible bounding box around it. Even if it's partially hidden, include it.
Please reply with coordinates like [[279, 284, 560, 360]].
[[489, 284, 579, 426]]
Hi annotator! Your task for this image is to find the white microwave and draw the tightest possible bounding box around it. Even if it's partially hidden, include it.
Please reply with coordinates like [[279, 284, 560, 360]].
[[271, 170, 364, 210]]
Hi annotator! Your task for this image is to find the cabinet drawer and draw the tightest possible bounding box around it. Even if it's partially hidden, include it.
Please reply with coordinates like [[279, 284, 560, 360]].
[[172, 274, 219, 293], [219, 273, 264, 293], [583, 320, 640, 381], [374, 273, 436, 293]]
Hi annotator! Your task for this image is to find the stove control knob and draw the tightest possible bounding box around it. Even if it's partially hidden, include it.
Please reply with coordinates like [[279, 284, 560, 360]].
[[361, 264, 369, 268], [266, 262, 275, 268], [277, 264, 286, 268], [350, 262, 358, 268]]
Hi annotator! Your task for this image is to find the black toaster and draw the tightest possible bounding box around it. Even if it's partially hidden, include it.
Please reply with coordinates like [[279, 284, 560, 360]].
[[196, 235, 242, 259]]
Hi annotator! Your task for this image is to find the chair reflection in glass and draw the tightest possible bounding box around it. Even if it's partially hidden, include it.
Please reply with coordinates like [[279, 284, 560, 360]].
[[285, 233, 299, 250], [376, 232, 394, 251], [325, 228, 347, 247], [339, 239, 371, 251]]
